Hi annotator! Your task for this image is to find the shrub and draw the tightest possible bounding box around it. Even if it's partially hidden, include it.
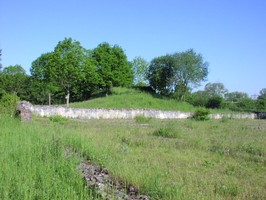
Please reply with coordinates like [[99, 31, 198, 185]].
[[0, 93, 20, 117], [49, 115, 68, 124], [192, 107, 210, 121], [152, 126, 179, 138], [206, 95, 223, 109]]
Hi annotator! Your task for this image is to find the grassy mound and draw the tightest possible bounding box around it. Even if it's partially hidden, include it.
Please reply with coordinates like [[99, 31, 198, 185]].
[[70, 87, 195, 112]]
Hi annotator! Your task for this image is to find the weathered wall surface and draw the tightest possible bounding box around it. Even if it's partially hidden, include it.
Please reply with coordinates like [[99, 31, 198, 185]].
[[29, 104, 193, 119], [210, 113, 257, 119], [20, 101, 260, 120]]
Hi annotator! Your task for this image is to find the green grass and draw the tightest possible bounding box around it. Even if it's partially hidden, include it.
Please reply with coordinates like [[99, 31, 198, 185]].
[[70, 87, 195, 112], [1, 114, 266, 199], [0, 115, 99, 199]]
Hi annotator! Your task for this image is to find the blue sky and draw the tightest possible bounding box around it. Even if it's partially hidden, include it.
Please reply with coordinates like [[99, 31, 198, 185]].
[[1, 0, 265, 96]]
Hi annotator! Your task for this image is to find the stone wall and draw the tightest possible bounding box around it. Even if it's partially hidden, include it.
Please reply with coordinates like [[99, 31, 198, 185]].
[[210, 113, 257, 119], [21, 101, 259, 120], [28, 104, 193, 119]]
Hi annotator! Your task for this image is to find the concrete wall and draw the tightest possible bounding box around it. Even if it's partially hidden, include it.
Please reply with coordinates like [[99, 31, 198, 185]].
[[20, 101, 259, 120]]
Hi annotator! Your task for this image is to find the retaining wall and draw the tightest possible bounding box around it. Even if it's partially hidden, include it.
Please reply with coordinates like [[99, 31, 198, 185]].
[[29, 105, 193, 119], [19, 101, 259, 120]]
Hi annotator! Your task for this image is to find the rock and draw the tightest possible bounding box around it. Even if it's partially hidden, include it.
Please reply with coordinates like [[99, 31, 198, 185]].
[[17, 101, 32, 121], [78, 161, 150, 200]]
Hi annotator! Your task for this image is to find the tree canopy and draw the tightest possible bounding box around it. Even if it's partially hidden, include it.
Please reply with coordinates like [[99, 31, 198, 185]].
[[30, 38, 102, 104], [204, 82, 228, 98], [258, 88, 266, 100], [146, 49, 208, 99], [92, 42, 133, 95], [131, 56, 149, 86], [0, 65, 28, 97], [2, 37, 265, 112], [29, 39, 133, 103]]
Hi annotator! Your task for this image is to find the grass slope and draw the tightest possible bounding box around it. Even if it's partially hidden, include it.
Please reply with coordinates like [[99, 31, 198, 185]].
[[70, 87, 195, 112]]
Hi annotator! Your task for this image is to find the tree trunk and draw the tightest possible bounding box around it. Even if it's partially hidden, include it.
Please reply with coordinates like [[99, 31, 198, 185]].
[[48, 93, 51, 105], [66, 91, 70, 107]]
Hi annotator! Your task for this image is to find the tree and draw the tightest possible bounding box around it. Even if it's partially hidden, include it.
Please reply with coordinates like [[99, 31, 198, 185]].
[[31, 52, 58, 104], [257, 88, 266, 111], [204, 82, 228, 98], [147, 49, 208, 99], [1, 65, 28, 97], [189, 90, 209, 107], [146, 54, 175, 96], [30, 38, 101, 105], [172, 49, 208, 99], [131, 56, 149, 86], [225, 91, 249, 102], [258, 88, 266, 100], [92, 42, 133, 95], [224, 91, 256, 111]]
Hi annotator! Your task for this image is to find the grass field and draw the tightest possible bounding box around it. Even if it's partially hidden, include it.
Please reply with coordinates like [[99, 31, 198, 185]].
[[1, 113, 265, 199]]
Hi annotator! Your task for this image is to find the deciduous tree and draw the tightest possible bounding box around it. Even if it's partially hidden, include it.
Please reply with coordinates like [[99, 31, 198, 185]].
[[30, 38, 101, 105], [204, 82, 228, 98], [1, 65, 27, 96], [92, 42, 133, 95], [131, 56, 149, 86], [147, 49, 208, 99]]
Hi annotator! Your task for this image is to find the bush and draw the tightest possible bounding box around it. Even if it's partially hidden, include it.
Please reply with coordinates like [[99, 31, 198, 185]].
[[49, 115, 68, 124], [192, 107, 210, 121], [188, 91, 208, 107], [152, 126, 179, 138], [0, 93, 20, 117], [206, 95, 223, 109]]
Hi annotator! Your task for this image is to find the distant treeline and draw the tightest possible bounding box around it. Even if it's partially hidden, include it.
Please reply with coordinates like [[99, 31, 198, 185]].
[[0, 39, 265, 112]]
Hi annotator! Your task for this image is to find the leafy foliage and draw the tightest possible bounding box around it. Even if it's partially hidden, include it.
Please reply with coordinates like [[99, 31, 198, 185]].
[[30, 38, 101, 104], [192, 107, 210, 121], [1, 65, 28, 97], [204, 82, 228, 98], [258, 88, 266, 100], [0, 93, 20, 117], [147, 49, 208, 99], [131, 56, 149, 86], [92, 42, 133, 95], [49, 115, 68, 124], [206, 95, 224, 109]]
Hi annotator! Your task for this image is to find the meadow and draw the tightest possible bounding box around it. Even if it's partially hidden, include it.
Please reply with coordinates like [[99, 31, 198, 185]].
[[1, 113, 265, 199]]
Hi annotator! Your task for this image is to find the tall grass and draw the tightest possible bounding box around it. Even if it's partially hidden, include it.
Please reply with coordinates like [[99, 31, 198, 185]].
[[0, 115, 96, 199], [1, 114, 266, 199], [36, 117, 266, 199]]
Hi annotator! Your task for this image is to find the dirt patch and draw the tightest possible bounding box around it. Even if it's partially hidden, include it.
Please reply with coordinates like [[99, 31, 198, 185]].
[[79, 161, 149, 200], [65, 147, 149, 199]]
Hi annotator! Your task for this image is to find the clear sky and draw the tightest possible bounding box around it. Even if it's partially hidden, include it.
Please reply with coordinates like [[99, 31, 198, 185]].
[[1, 0, 265, 96]]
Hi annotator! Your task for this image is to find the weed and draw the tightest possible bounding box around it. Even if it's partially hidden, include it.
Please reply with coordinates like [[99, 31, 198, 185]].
[[49, 115, 68, 124], [214, 182, 239, 197], [192, 107, 210, 121], [240, 143, 264, 157], [152, 126, 180, 138]]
